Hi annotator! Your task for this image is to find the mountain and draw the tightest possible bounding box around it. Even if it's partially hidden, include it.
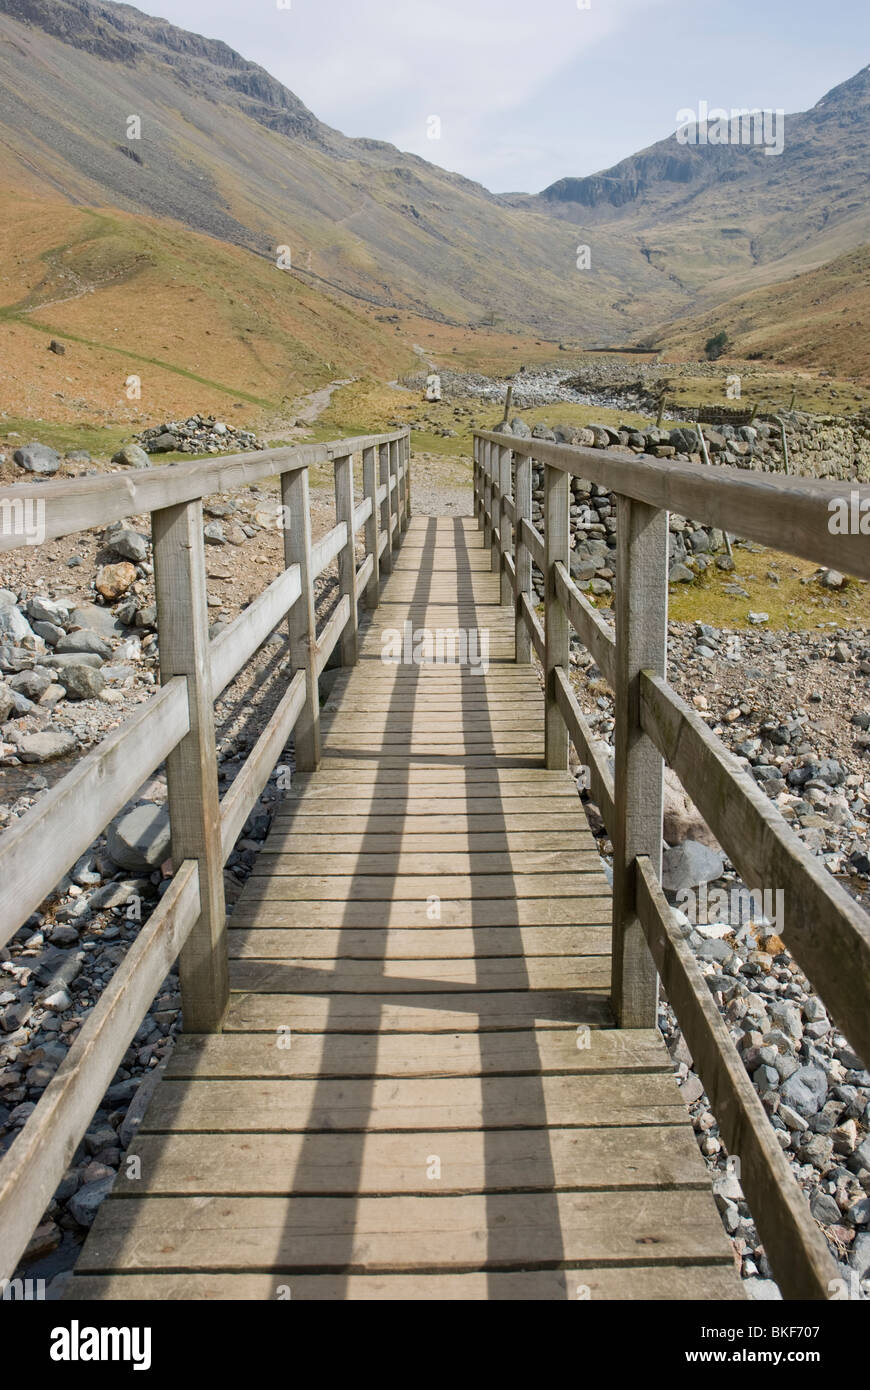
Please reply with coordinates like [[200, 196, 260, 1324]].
[[521, 66, 870, 318], [0, 0, 685, 342], [0, 0, 867, 401]]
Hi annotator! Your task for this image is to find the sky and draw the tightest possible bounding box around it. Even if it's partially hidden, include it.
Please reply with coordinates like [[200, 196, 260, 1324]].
[[139, 0, 869, 192]]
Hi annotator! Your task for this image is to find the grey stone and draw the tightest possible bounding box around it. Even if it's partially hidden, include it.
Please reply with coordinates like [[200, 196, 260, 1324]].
[[13, 443, 60, 475], [112, 444, 150, 469], [661, 841, 725, 895], [849, 1232, 870, 1278], [26, 596, 70, 626], [809, 1190, 842, 1225], [17, 730, 77, 763], [106, 802, 171, 871], [56, 630, 113, 658], [780, 1065, 828, 1119], [68, 1176, 114, 1227], [68, 604, 126, 637], [57, 663, 105, 700], [103, 524, 149, 564]]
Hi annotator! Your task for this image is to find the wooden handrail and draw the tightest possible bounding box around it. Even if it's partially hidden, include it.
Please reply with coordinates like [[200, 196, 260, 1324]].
[[0, 427, 411, 1281], [473, 424, 864, 1299]]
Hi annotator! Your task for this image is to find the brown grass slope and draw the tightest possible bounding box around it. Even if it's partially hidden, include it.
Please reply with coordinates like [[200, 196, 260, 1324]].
[[0, 0, 684, 341]]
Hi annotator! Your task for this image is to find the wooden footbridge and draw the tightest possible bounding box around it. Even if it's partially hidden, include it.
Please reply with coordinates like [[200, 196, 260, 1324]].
[[1, 427, 869, 1301]]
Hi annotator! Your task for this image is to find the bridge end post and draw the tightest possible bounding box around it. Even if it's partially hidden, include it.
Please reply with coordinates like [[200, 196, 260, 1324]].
[[152, 499, 228, 1033], [544, 462, 570, 769], [282, 466, 321, 772], [483, 441, 493, 555], [611, 496, 668, 1028]]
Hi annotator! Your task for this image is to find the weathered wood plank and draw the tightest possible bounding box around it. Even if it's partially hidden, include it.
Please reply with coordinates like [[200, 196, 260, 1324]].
[[65, 1266, 744, 1300], [227, 956, 610, 993], [166, 1027, 668, 1079], [239, 873, 610, 902], [227, 925, 611, 959], [78, 1189, 733, 1272], [228, 897, 614, 929], [117, 1125, 706, 1195], [143, 1072, 683, 1133], [223, 990, 613, 1032]]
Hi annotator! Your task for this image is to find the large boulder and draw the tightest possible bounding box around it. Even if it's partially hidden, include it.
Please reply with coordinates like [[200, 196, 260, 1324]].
[[57, 663, 105, 700], [663, 767, 720, 848], [13, 443, 60, 475], [56, 630, 113, 658], [112, 444, 150, 469], [106, 802, 171, 871], [0, 598, 36, 645], [17, 730, 77, 763], [661, 840, 725, 895]]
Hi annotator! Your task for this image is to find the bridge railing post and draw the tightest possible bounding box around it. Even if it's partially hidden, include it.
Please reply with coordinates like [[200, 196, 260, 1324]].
[[489, 442, 501, 575], [389, 439, 401, 557], [498, 443, 512, 607], [378, 442, 393, 575], [514, 449, 532, 662], [282, 465, 321, 771], [152, 498, 228, 1032], [611, 495, 668, 1028], [473, 437, 481, 529], [403, 430, 412, 526], [483, 441, 493, 555], [362, 445, 380, 610], [544, 461, 570, 770], [333, 451, 359, 666]]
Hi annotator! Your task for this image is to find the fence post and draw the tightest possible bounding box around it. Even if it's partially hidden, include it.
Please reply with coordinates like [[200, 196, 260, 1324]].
[[489, 441, 500, 574], [152, 499, 228, 1032], [389, 438, 401, 556], [333, 451, 359, 667], [378, 443, 393, 575], [544, 462, 570, 770], [403, 431, 412, 526], [499, 443, 512, 607], [611, 495, 668, 1028], [483, 441, 493, 555], [282, 466, 321, 771], [362, 445, 380, 610], [514, 449, 532, 662], [473, 437, 482, 529]]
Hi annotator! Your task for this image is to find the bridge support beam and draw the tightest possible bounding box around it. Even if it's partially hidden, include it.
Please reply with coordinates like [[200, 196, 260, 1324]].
[[611, 496, 668, 1029]]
